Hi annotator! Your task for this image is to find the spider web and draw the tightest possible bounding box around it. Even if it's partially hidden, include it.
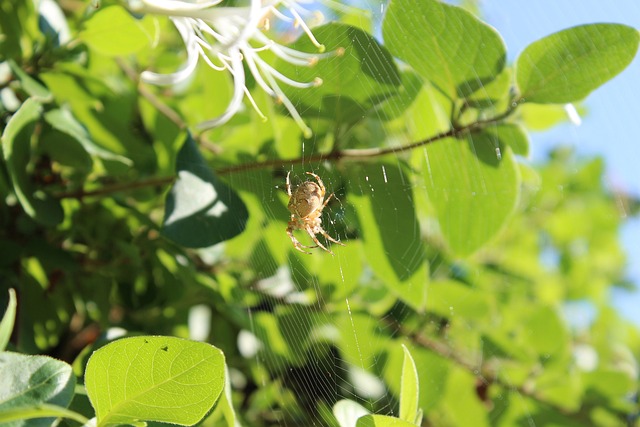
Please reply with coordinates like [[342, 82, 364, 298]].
[[187, 1, 640, 426]]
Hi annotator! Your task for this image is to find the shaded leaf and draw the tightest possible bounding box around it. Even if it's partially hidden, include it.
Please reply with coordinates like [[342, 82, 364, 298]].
[[383, 0, 506, 99], [0, 353, 75, 427], [162, 134, 248, 248], [348, 163, 428, 311], [44, 107, 133, 165], [7, 60, 52, 101], [483, 124, 530, 157], [516, 24, 640, 103], [1, 98, 63, 226], [85, 336, 225, 426]]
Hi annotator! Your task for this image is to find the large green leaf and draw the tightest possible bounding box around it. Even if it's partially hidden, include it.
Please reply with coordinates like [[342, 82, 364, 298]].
[[1, 98, 63, 226], [162, 134, 248, 248], [424, 134, 520, 255], [516, 24, 640, 103], [85, 336, 225, 426], [0, 352, 76, 427], [277, 23, 401, 125], [348, 163, 428, 311], [80, 6, 152, 56], [383, 0, 506, 99]]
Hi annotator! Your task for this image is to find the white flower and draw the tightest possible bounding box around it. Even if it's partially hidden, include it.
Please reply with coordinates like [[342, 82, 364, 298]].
[[127, 0, 334, 136]]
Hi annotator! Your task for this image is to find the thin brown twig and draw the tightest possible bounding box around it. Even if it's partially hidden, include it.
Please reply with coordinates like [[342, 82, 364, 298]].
[[216, 104, 518, 175], [115, 58, 187, 131], [54, 176, 175, 200]]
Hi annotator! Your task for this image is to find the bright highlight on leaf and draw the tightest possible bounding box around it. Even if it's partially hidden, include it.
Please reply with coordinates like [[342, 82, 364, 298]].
[[162, 134, 248, 248], [85, 336, 225, 427], [516, 23, 640, 103]]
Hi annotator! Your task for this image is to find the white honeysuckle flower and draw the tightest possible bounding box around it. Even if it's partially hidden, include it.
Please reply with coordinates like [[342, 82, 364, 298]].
[[127, 0, 334, 137]]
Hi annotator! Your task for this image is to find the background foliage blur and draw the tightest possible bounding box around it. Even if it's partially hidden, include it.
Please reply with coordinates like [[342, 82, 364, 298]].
[[1, 0, 639, 426]]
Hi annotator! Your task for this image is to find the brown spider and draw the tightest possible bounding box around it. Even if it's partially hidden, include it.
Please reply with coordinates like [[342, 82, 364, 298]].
[[285, 171, 345, 255]]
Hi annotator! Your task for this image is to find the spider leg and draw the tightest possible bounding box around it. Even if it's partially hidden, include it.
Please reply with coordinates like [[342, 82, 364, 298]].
[[286, 171, 292, 197], [305, 171, 326, 195], [321, 192, 334, 209], [319, 227, 346, 246], [305, 225, 334, 256], [287, 227, 312, 254]]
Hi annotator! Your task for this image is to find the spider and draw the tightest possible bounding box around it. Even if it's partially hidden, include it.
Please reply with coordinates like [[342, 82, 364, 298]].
[[285, 171, 345, 255]]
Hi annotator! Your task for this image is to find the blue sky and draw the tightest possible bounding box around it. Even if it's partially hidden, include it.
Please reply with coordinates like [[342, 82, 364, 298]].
[[481, 1, 640, 324]]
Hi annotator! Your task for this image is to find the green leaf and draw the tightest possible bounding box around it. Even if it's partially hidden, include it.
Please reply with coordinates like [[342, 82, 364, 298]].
[[399, 345, 420, 425], [516, 24, 640, 103], [466, 68, 512, 109], [483, 123, 530, 157], [0, 289, 17, 352], [356, 415, 419, 427], [347, 163, 428, 311], [383, 0, 506, 99], [0, 352, 76, 427], [424, 135, 520, 255], [333, 399, 370, 427], [85, 336, 225, 427], [427, 279, 491, 320], [44, 107, 133, 165], [0, 404, 89, 426], [1, 98, 63, 226], [216, 365, 238, 427], [277, 23, 401, 125], [7, 60, 52, 102], [162, 134, 248, 248], [80, 6, 152, 56]]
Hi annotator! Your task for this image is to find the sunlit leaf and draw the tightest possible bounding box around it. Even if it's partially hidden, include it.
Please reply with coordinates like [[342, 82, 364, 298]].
[[1, 98, 63, 226], [356, 414, 418, 427], [80, 6, 152, 56], [162, 133, 248, 248], [383, 0, 506, 99], [277, 23, 401, 125], [85, 336, 225, 426], [424, 135, 520, 255], [0, 352, 75, 427], [516, 23, 640, 103], [399, 345, 420, 424]]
